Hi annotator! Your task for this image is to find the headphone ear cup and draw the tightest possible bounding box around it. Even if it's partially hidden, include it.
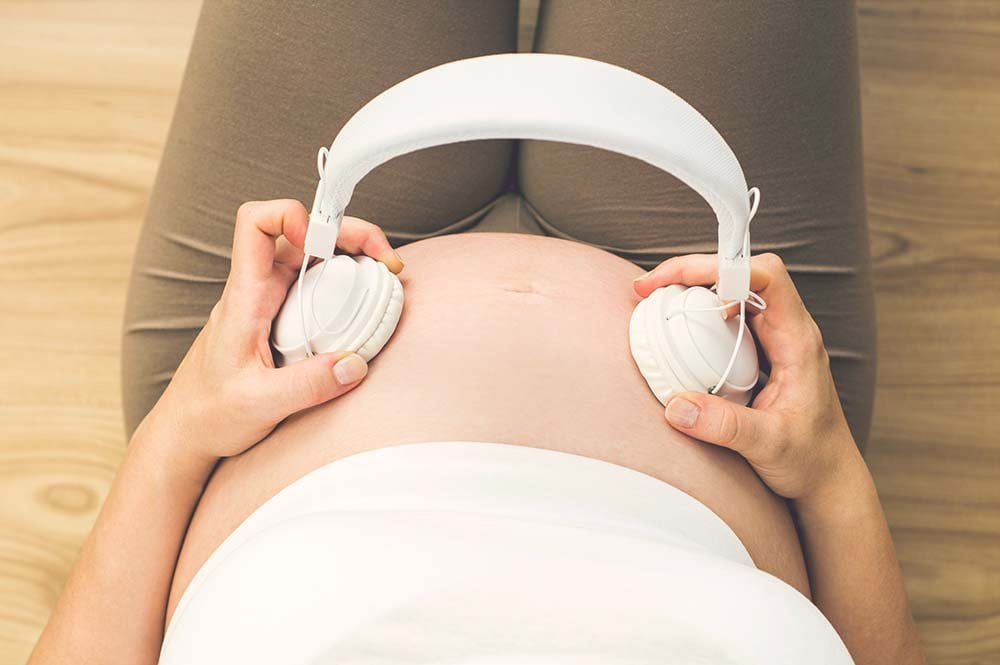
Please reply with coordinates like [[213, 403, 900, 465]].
[[271, 256, 404, 367], [356, 271, 404, 361], [630, 284, 759, 406], [629, 286, 688, 405]]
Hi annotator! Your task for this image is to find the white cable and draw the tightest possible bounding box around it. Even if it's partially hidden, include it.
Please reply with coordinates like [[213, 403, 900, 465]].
[[683, 289, 766, 316], [671, 286, 767, 395], [308, 259, 331, 331], [711, 298, 746, 395], [297, 259, 314, 357], [747, 187, 760, 226], [317, 146, 329, 177]]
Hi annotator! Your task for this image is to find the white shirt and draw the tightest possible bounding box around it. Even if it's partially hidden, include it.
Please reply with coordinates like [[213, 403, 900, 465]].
[[160, 442, 853, 664]]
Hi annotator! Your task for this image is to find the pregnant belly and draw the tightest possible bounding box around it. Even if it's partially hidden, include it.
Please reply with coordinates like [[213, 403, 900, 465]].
[[167, 232, 808, 620]]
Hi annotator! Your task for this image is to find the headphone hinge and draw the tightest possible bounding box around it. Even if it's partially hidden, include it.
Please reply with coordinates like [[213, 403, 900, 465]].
[[717, 248, 750, 302], [303, 209, 342, 260]]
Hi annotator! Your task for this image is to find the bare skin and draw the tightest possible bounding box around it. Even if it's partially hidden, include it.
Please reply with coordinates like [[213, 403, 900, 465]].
[[166, 230, 809, 623]]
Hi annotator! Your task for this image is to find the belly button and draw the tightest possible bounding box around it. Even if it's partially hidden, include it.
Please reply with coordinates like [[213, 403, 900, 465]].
[[496, 279, 550, 297], [499, 283, 535, 294]]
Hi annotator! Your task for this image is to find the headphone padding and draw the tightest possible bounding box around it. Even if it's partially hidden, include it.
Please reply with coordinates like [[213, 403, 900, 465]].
[[356, 272, 404, 362], [629, 289, 687, 405]]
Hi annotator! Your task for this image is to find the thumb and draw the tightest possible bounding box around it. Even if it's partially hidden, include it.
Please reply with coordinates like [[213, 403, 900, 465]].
[[663, 391, 774, 457], [263, 351, 369, 419]]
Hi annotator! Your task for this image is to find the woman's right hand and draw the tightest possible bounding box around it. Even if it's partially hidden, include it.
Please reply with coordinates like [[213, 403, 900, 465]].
[[632, 252, 866, 505], [137, 200, 404, 466]]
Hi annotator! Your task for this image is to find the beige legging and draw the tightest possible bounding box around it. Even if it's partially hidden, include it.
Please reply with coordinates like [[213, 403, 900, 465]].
[[122, 0, 875, 449]]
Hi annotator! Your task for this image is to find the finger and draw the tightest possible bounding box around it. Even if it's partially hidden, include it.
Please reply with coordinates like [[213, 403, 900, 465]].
[[274, 235, 305, 270], [740, 254, 825, 367], [745, 255, 811, 320], [266, 236, 308, 295], [258, 351, 369, 420], [663, 390, 780, 459], [231, 199, 310, 285], [632, 254, 718, 298], [336, 216, 404, 274], [633, 253, 779, 298]]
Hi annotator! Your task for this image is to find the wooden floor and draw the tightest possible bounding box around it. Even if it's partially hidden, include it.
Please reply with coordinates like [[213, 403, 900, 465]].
[[0, 2, 997, 664]]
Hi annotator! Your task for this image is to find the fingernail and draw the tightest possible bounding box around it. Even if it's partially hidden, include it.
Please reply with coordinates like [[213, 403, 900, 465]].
[[633, 272, 648, 283], [665, 396, 700, 428], [333, 353, 368, 384], [380, 249, 404, 274]]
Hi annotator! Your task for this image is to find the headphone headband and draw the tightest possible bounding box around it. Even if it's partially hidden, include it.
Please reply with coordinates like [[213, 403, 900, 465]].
[[306, 53, 757, 300]]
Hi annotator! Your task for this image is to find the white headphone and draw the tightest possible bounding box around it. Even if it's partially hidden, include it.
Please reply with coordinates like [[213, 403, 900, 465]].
[[270, 53, 765, 405]]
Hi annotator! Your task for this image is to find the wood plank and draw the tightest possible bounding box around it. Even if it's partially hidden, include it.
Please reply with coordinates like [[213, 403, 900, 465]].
[[859, 1, 1000, 663], [0, 2, 201, 663]]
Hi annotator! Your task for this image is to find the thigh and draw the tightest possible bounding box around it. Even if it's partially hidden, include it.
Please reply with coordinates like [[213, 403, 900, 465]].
[[122, 0, 519, 436], [519, 0, 875, 449]]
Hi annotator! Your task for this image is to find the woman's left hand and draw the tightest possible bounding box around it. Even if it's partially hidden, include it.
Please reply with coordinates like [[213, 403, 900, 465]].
[[135, 199, 404, 464], [632, 252, 860, 504]]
